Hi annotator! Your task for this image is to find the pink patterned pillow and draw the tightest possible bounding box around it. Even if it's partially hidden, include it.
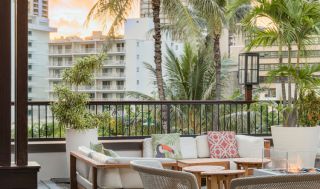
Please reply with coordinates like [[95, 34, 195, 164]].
[[207, 131, 240, 158]]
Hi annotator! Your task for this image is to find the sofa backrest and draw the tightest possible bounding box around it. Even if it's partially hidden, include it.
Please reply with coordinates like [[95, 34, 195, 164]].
[[143, 137, 198, 159]]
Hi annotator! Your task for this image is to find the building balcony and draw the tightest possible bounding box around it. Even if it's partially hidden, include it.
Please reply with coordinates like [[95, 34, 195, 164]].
[[96, 85, 125, 90], [96, 73, 126, 78]]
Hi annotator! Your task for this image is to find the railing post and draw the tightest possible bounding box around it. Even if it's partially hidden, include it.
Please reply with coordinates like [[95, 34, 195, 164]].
[[167, 104, 171, 133], [247, 103, 251, 135]]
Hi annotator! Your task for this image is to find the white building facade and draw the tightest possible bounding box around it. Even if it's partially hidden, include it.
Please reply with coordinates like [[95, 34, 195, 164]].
[[48, 18, 184, 100], [28, 0, 56, 100]]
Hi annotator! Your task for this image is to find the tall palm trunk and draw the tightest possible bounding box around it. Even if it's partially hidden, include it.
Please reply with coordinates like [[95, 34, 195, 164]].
[[212, 34, 222, 131], [152, 0, 165, 101], [213, 34, 222, 100], [152, 0, 168, 132], [279, 42, 287, 105]]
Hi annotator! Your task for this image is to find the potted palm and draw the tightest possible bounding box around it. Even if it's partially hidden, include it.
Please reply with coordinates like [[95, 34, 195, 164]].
[[51, 54, 109, 170], [269, 64, 320, 168]]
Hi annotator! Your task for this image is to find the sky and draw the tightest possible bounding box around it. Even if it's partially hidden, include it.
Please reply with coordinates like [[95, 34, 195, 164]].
[[49, 0, 140, 39]]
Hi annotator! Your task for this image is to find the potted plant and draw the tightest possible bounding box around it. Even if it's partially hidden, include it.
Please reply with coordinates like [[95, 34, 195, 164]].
[[269, 64, 320, 168], [51, 54, 109, 170]]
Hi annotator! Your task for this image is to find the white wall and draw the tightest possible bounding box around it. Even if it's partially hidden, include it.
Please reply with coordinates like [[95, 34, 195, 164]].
[[124, 18, 184, 98]]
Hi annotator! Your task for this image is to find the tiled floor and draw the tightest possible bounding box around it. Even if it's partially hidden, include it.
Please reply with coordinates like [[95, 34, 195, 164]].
[[38, 181, 68, 189]]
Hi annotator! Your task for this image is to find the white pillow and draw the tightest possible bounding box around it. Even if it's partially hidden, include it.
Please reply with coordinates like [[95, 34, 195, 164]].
[[143, 138, 153, 158], [236, 135, 264, 158], [180, 137, 198, 159], [195, 135, 210, 158]]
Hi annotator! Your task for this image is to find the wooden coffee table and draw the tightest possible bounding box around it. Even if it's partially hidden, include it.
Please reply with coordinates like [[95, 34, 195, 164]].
[[233, 158, 271, 176], [177, 158, 230, 170], [183, 165, 225, 189], [202, 170, 245, 189]]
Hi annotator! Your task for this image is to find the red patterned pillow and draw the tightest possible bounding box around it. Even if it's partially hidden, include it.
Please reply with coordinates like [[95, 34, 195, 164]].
[[207, 131, 240, 158]]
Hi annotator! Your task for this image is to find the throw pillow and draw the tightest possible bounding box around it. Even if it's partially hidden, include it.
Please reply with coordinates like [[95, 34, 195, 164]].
[[90, 142, 104, 154], [104, 149, 120, 158], [151, 133, 182, 159], [207, 131, 240, 159]]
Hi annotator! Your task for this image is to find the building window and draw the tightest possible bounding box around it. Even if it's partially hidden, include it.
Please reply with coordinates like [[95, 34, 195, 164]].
[[28, 42, 32, 47], [136, 54, 140, 60], [28, 31, 32, 36], [265, 88, 276, 98], [136, 42, 139, 47], [28, 76, 32, 81], [28, 54, 32, 58], [28, 65, 32, 70], [137, 80, 139, 85], [136, 67, 139, 72], [28, 88, 32, 93], [102, 93, 112, 99]]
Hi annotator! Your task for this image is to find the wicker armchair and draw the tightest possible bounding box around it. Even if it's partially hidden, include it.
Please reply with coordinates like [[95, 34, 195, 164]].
[[231, 174, 320, 189], [130, 160, 199, 189]]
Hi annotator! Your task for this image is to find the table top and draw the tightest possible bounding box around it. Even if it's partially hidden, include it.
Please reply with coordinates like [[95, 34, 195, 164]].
[[233, 158, 271, 164], [201, 170, 246, 176], [178, 158, 230, 164], [183, 165, 225, 173]]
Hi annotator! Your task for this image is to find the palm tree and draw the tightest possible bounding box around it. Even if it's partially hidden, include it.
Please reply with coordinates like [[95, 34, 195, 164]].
[[160, 0, 228, 100], [233, 0, 320, 126], [165, 43, 215, 100], [86, 0, 185, 102]]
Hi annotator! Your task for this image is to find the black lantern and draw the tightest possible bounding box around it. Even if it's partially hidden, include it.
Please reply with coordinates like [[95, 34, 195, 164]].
[[238, 52, 259, 101]]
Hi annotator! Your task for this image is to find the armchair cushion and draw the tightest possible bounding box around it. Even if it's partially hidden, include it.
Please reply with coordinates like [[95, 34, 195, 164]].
[[89, 151, 122, 188], [77, 146, 93, 179]]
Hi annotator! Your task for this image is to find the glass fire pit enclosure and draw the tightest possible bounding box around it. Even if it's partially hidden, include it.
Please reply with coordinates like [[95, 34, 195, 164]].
[[262, 149, 319, 174]]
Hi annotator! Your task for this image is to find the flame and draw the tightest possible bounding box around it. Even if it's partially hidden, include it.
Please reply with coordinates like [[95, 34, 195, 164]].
[[287, 155, 303, 173]]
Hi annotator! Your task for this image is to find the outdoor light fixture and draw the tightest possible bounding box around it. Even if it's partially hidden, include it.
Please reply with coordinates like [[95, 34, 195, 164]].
[[238, 52, 260, 101]]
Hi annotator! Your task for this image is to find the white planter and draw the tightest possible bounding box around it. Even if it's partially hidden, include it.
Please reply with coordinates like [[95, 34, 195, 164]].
[[271, 126, 319, 168], [65, 128, 98, 174]]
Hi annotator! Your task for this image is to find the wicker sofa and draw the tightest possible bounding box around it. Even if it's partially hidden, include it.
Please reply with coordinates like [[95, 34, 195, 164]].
[[71, 135, 266, 189]]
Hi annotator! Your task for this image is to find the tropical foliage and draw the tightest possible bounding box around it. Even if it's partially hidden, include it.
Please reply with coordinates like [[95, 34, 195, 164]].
[[231, 0, 320, 126], [51, 55, 110, 130]]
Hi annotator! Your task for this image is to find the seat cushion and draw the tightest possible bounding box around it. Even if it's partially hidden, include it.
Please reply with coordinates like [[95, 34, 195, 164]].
[[89, 151, 122, 188], [180, 137, 198, 159], [77, 146, 93, 179], [114, 157, 176, 164], [236, 135, 264, 158], [151, 133, 183, 159], [77, 173, 92, 189], [207, 131, 240, 158], [196, 135, 210, 158]]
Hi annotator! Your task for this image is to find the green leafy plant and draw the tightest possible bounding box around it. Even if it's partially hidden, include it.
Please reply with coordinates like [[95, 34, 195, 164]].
[[268, 64, 320, 127], [298, 90, 320, 127], [51, 55, 110, 130]]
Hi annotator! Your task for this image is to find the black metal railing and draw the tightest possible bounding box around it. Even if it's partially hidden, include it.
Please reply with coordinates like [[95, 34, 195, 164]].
[[11, 101, 283, 141]]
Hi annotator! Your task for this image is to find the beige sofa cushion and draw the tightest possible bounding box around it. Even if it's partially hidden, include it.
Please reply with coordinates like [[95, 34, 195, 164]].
[[180, 137, 198, 159], [89, 151, 122, 189], [77, 173, 92, 189], [77, 146, 93, 179], [195, 135, 210, 158], [143, 137, 198, 159], [236, 135, 264, 158]]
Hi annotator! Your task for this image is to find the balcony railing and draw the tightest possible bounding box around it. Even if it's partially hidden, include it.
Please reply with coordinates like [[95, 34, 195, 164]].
[[12, 100, 284, 141]]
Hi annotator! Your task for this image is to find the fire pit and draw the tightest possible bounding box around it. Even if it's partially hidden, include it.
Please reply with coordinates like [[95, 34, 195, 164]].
[[256, 149, 320, 176]]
